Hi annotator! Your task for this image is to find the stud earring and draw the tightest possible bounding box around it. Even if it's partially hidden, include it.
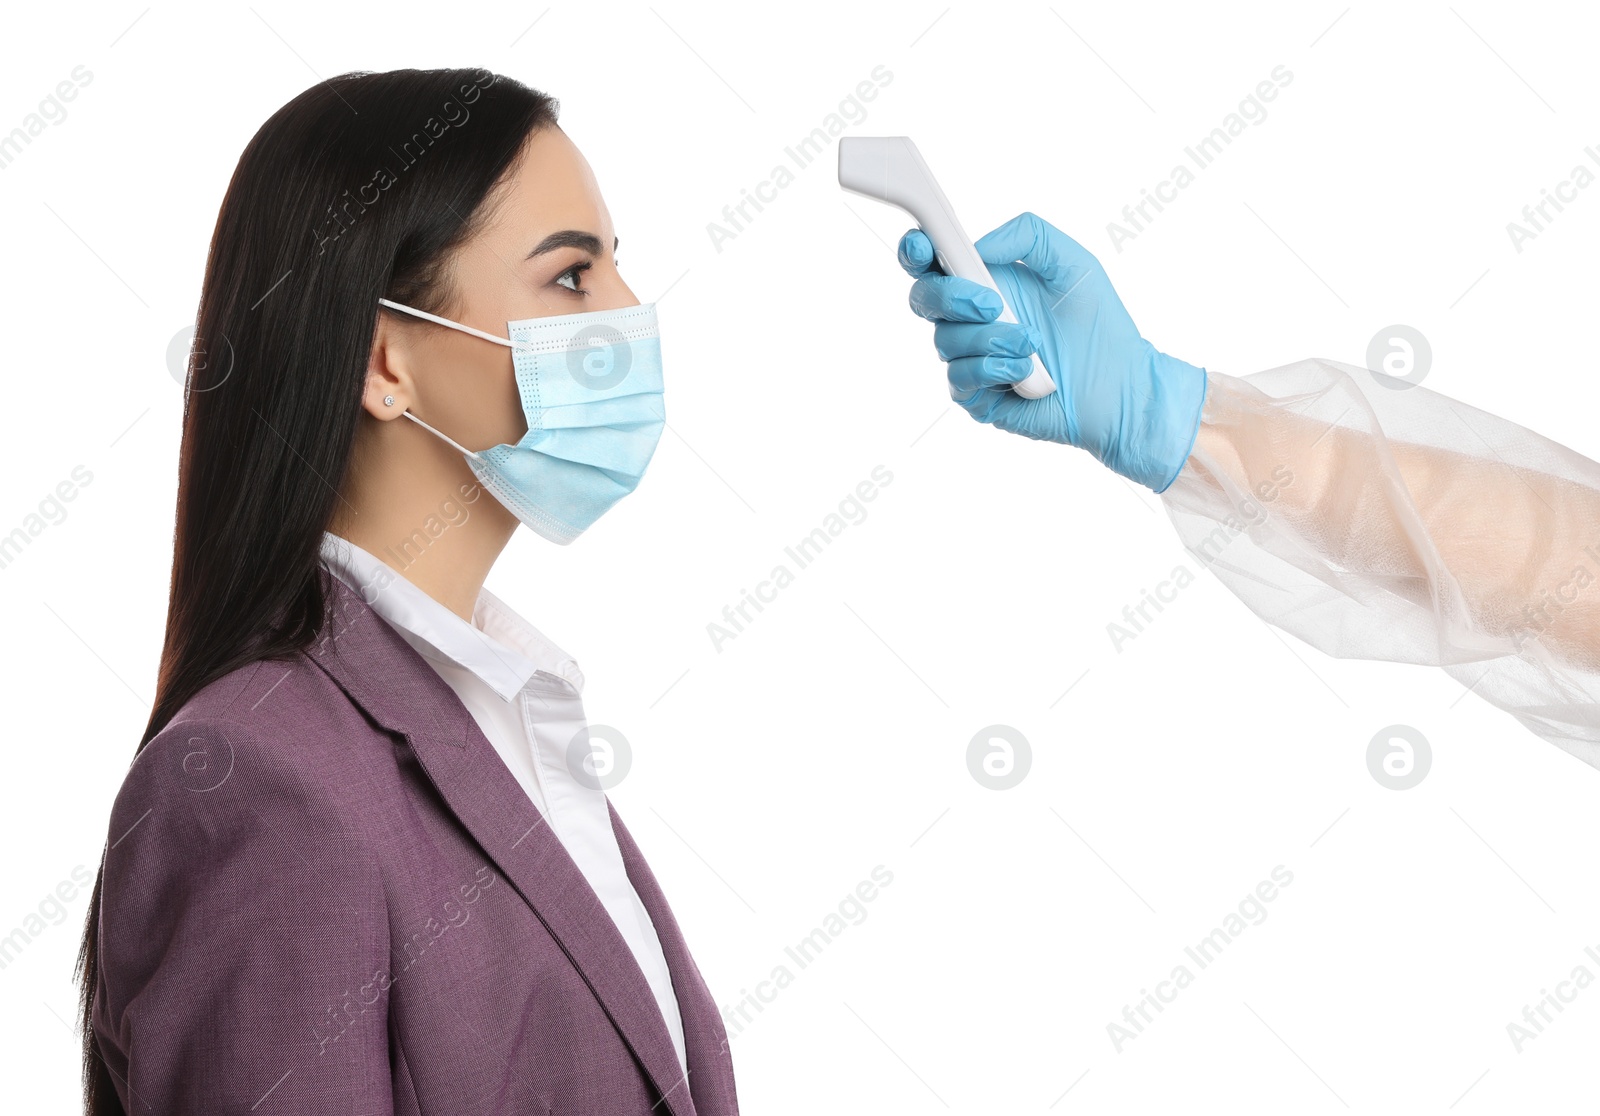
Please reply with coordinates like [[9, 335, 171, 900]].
[[383, 395, 395, 407]]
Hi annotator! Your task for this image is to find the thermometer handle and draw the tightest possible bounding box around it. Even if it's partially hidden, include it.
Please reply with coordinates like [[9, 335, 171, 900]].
[[928, 239, 1055, 399], [838, 136, 1056, 400]]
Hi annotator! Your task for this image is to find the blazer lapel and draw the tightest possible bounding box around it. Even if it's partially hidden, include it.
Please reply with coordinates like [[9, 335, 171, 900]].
[[304, 571, 696, 1116], [608, 802, 739, 1116]]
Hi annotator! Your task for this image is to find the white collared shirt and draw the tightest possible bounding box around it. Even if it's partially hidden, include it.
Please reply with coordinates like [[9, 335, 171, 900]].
[[318, 531, 688, 1075]]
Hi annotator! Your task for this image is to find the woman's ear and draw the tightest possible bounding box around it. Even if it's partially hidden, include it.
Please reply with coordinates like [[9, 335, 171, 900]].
[[361, 314, 412, 420]]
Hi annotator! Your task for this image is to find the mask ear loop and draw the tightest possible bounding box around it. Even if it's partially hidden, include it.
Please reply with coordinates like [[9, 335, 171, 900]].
[[377, 297, 531, 458], [399, 409, 481, 459], [378, 297, 522, 348]]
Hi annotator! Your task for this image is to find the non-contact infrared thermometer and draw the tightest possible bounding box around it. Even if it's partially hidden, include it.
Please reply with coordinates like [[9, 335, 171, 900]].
[[838, 136, 1056, 399]]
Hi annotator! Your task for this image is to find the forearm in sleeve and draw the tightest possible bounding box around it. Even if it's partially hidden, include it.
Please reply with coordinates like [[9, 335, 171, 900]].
[[1159, 358, 1600, 767]]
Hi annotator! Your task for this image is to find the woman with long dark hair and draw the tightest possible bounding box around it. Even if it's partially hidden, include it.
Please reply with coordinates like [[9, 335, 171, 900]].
[[75, 67, 734, 1114]]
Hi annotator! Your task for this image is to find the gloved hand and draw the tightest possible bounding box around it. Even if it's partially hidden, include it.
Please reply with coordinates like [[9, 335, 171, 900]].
[[898, 211, 1209, 493]]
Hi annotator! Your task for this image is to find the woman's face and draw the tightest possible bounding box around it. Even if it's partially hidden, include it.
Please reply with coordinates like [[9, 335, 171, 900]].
[[370, 124, 637, 453]]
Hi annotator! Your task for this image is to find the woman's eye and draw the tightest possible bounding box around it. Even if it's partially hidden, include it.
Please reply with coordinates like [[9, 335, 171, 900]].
[[555, 261, 591, 294]]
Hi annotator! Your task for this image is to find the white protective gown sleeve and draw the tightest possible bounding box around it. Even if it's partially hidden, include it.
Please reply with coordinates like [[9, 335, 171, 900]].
[[1157, 358, 1600, 770]]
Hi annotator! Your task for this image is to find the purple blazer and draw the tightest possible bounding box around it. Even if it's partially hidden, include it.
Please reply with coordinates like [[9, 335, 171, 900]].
[[93, 571, 740, 1115]]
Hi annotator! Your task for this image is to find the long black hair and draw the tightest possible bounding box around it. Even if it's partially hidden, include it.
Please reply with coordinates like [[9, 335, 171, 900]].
[[73, 67, 559, 1115]]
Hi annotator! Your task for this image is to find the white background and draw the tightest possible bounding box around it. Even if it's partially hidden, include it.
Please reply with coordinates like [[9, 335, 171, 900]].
[[3, 1, 1600, 1112]]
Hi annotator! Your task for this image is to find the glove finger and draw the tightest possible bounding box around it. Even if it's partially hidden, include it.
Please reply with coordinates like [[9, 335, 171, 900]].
[[933, 320, 1039, 362], [973, 211, 1098, 289], [897, 228, 936, 277], [908, 273, 1004, 323], [948, 354, 1035, 398], [951, 382, 1015, 426]]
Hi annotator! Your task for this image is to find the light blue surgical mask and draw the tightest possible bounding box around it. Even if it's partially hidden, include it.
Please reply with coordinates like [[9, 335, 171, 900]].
[[376, 298, 666, 545]]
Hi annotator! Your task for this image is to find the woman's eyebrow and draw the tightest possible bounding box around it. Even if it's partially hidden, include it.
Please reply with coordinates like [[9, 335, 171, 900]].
[[526, 230, 618, 259]]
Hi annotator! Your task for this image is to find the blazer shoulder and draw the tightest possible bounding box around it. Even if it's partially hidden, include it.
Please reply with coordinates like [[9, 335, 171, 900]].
[[171, 642, 371, 729], [165, 649, 392, 759], [110, 651, 396, 835]]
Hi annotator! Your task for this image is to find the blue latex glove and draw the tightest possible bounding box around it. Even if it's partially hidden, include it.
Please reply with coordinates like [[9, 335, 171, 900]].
[[898, 211, 1208, 493]]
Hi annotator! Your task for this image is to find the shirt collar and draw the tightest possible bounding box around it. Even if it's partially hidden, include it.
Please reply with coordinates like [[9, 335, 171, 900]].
[[318, 531, 584, 701]]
